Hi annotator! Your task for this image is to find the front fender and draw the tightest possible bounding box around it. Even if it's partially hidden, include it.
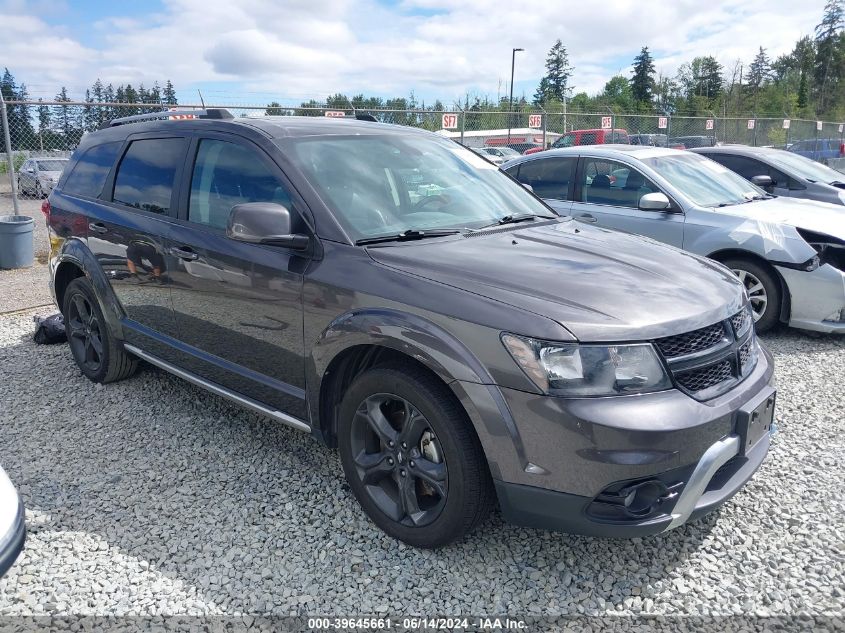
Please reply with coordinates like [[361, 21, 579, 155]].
[[685, 214, 817, 263], [307, 308, 530, 480], [53, 238, 126, 339]]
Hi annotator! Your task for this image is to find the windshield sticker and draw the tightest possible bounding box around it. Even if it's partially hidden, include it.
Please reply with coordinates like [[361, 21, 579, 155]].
[[449, 147, 498, 170]]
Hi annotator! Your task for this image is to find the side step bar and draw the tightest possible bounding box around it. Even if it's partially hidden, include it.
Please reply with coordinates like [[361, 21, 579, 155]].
[[123, 344, 311, 433]]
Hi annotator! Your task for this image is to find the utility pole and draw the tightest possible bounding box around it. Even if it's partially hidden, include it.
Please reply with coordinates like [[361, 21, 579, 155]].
[[507, 48, 524, 144]]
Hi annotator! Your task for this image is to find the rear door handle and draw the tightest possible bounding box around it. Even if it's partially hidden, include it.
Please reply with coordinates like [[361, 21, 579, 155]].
[[88, 222, 108, 234], [576, 214, 597, 223], [169, 246, 199, 261]]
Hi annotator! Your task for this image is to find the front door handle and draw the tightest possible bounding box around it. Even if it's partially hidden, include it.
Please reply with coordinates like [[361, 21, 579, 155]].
[[576, 214, 597, 223], [88, 222, 108, 234], [169, 246, 199, 261]]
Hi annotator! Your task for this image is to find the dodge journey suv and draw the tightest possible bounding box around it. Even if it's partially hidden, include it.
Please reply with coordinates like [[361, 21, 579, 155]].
[[45, 110, 776, 548]]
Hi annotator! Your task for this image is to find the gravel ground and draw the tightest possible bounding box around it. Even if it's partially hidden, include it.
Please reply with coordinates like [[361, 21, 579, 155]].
[[0, 309, 843, 623]]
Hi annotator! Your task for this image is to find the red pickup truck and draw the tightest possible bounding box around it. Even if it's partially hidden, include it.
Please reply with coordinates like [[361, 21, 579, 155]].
[[523, 128, 630, 155]]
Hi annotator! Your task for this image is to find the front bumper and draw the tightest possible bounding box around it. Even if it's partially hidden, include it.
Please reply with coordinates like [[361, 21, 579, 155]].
[[462, 344, 775, 537], [777, 263, 845, 333]]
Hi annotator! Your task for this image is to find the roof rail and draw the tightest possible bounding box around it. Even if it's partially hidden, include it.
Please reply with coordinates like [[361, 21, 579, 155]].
[[106, 108, 234, 127]]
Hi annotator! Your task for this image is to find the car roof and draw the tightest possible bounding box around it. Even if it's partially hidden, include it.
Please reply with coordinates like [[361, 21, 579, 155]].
[[82, 115, 429, 145], [533, 145, 681, 159], [691, 145, 785, 157]]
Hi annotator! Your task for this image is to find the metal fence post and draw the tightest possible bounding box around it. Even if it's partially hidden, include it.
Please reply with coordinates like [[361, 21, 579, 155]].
[[458, 105, 465, 146], [540, 106, 547, 148], [0, 92, 21, 215]]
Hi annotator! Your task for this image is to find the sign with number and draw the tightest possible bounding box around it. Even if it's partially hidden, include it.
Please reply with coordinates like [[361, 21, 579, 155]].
[[658, 117, 668, 129], [705, 119, 714, 130], [441, 113, 458, 129], [817, 120, 823, 131], [325, 111, 346, 117], [782, 119, 791, 129], [601, 116, 612, 130], [168, 107, 197, 120], [528, 114, 542, 129], [747, 119, 755, 130]]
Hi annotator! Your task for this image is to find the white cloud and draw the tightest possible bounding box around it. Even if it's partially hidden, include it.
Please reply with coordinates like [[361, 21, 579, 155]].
[[1, 0, 826, 104]]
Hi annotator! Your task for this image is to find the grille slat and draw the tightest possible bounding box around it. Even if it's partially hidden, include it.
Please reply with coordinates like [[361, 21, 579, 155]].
[[655, 322, 726, 359], [731, 308, 750, 336], [674, 360, 733, 393]]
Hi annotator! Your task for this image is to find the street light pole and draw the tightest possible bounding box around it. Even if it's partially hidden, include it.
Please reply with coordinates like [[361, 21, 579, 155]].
[[507, 47, 524, 145]]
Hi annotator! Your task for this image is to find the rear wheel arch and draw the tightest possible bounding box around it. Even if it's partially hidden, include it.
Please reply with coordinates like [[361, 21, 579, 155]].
[[54, 261, 85, 309]]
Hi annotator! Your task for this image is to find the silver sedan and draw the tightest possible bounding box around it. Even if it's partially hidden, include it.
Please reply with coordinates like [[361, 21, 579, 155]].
[[0, 464, 24, 578], [503, 146, 845, 334]]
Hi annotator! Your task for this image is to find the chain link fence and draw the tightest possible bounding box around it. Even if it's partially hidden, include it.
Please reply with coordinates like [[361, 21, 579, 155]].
[[3, 98, 845, 209]]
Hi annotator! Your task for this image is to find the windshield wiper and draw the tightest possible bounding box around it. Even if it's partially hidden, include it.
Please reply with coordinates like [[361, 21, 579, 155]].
[[355, 229, 461, 246], [475, 213, 555, 230]]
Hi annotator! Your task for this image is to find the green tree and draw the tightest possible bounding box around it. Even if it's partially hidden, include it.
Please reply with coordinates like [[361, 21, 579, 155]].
[[814, 0, 845, 113], [599, 75, 635, 112], [162, 80, 177, 106], [630, 46, 656, 108], [265, 101, 285, 115], [534, 39, 573, 105], [1, 68, 36, 149]]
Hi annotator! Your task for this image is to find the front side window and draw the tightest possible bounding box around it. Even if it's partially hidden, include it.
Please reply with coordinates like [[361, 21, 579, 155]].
[[284, 134, 555, 240], [514, 157, 576, 200], [553, 134, 576, 148], [580, 158, 658, 208], [112, 138, 186, 214], [189, 139, 292, 230], [36, 160, 68, 172], [709, 154, 767, 181], [580, 132, 598, 145], [63, 141, 122, 199]]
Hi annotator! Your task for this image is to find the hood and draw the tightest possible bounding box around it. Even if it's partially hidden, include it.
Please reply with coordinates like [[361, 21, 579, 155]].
[[720, 196, 845, 240], [367, 220, 745, 341]]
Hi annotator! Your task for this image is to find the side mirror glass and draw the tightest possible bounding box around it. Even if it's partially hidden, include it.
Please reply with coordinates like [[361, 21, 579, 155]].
[[638, 192, 672, 211], [227, 202, 309, 250]]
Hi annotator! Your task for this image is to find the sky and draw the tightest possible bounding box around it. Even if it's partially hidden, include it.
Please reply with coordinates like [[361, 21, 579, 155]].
[[1, 0, 828, 107]]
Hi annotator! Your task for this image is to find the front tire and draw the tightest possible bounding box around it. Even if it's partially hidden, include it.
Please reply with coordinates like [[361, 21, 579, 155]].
[[722, 258, 781, 334], [338, 363, 493, 548], [62, 277, 137, 383]]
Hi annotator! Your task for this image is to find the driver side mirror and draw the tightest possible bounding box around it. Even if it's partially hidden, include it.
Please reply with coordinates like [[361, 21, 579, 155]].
[[751, 175, 774, 192], [227, 202, 310, 250], [638, 192, 672, 211]]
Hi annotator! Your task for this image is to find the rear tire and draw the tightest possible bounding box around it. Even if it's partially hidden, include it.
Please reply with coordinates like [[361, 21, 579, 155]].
[[722, 257, 781, 334], [338, 362, 494, 548], [62, 277, 137, 383]]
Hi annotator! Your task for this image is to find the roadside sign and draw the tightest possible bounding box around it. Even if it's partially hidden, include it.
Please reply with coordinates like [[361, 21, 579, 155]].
[[817, 121, 823, 131], [705, 119, 714, 130], [325, 111, 346, 117], [783, 119, 791, 129], [441, 113, 459, 129], [747, 119, 755, 130], [657, 117, 668, 129], [528, 114, 542, 129], [601, 116, 612, 130]]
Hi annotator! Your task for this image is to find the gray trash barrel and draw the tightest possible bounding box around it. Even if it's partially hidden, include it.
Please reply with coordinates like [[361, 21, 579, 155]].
[[0, 215, 34, 269]]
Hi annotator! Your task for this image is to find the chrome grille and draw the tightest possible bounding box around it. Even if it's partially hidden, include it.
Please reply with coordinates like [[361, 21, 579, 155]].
[[655, 323, 726, 359], [675, 360, 733, 393], [656, 308, 757, 400]]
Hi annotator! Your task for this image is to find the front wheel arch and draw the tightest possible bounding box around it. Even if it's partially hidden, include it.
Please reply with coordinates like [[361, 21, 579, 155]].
[[707, 249, 790, 325]]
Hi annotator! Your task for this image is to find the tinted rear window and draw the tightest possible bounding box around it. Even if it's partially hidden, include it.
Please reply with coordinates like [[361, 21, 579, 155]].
[[112, 138, 186, 214], [62, 142, 122, 198]]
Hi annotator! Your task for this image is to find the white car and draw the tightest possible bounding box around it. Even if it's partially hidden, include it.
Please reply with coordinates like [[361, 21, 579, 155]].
[[17, 157, 69, 198], [0, 464, 24, 577]]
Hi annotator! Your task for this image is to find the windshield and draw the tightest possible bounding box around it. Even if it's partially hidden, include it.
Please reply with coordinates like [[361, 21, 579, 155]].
[[497, 147, 522, 158], [767, 150, 845, 183], [641, 152, 765, 207], [286, 134, 556, 240], [36, 160, 67, 171]]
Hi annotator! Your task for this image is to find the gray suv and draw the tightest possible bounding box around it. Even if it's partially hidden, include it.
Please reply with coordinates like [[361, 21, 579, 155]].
[[46, 110, 775, 547]]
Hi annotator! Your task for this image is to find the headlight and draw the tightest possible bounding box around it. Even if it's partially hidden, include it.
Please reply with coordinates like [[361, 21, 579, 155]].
[[502, 334, 672, 396]]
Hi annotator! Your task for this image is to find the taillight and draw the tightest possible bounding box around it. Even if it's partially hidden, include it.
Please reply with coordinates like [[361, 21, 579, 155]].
[[41, 199, 51, 219], [839, 142, 844, 157]]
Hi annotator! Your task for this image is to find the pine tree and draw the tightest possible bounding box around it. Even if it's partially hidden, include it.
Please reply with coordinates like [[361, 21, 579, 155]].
[[814, 0, 845, 112], [162, 80, 177, 105], [534, 40, 573, 105], [748, 47, 771, 110], [630, 46, 656, 107]]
